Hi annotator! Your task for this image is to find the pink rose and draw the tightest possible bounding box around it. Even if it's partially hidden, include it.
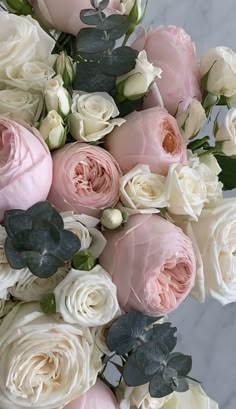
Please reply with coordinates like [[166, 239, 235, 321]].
[[133, 26, 201, 115], [64, 380, 119, 409], [29, 0, 122, 36], [0, 116, 52, 221], [105, 107, 187, 175], [99, 214, 196, 316], [48, 143, 121, 217]]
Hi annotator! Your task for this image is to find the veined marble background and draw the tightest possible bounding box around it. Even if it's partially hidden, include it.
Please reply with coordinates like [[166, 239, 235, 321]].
[[142, 1, 236, 408]]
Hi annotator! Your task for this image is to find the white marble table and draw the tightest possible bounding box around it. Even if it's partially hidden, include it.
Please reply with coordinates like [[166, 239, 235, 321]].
[[143, 1, 236, 407]]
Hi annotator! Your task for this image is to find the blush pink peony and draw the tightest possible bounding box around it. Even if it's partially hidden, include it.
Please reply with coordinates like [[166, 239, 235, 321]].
[[48, 143, 121, 217], [133, 26, 201, 115], [105, 107, 187, 175], [0, 116, 52, 221], [63, 380, 119, 409], [29, 0, 122, 35], [99, 214, 196, 316]]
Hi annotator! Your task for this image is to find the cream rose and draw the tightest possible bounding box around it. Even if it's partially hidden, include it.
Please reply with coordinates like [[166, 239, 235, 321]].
[[0, 264, 25, 300], [69, 92, 125, 142], [54, 265, 120, 327], [119, 384, 173, 409], [0, 89, 43, 124], [216, 108, 236, 156], [200, 46, 236, 97], [0, 302, 102, 409], [117, 50, 162, 99], [45, 75, 71, 117], [3, 61, 55, 91], [120, 164, 168, 214], [176, 98, 206, 141], [39, 110, 66, 150], [0, 13, 55, 80], [161, 385, 218, 409], [197, 157, 223, 202]]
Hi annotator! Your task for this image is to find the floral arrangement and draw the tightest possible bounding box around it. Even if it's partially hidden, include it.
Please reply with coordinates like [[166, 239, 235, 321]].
[[1, 0, 236, 408]]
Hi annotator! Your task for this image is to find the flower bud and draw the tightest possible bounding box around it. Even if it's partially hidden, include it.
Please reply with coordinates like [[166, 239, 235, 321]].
[[176, 98, 206, 141], [101, 208, 123, 230], [39, 110, 66, 150], [124, 0, 142, 22], [44, 75, 71, 117], [54, 51, 75, 88], [73, 250, 97, 271], [3, 0, 32, 15]]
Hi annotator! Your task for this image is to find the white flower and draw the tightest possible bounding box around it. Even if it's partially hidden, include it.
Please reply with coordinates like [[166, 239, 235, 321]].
[[120, 164, 167, 214], [122, 0, 142, 18], [69, 92, 125, 142], [119, 384, 172, 409], [44, 74, 71, 117], [0, 13, 55, 80], [0, 302, 102, 409], [0, 298, 17, 319], [0, 89, 43, 124], [62, 212, 107, 258], [0, 265, 25, 300], [9, 264, 70, 302], [101, 208, 123, 230], [54, 51, 75, 87], [3, 61, 55, 91], [54, 265, 120, 327], [216, 108, 236, 155], [166, 158, 208, 220], [176, 98, 206, 141], [117, 50, 162, 99], [200, 47, 236, 97], [160, 385, 219, 409], [92, 325, 115, 357], [39, 110, 66, 150], [197, 157, 223, 202], [184, 198, 236, 305]]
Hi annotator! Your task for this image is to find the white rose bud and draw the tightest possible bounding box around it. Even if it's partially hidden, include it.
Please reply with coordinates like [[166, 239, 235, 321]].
[[215, 108, 236, 156], [176, 98, 207, 141], [101, 208, 123, 230], [39, 110, 66, 150], [117, 50, 162, 99], [54, 51, 75, 88], [200, 47, 236, 97], [69, 91, 125, 142], [122, 0, 142, 20], [44, 74, 71, 117]]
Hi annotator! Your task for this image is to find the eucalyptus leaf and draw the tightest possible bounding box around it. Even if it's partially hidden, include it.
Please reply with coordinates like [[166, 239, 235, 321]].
[[100, 46, 138, 76], [215, 154, 236, 190], [54, 230, 81, 260], [167, 353, 192, 377], [149, 370, 174, 398], [173, 377, 190, 393], [77, 28, 115, 54], [21, 252, 61, 278], [149, 323, 177, 352], [91, 0, 109, 10], [117, 97, 143, 117], [80, 9, 105, 25], [135, 342, 169, 376], [4, 213, 32, 237], [4, 237, 27, 269], [74, 62, 115, 92], [12, 221, 60, 253], [123, 353, 152, 386], [29, 202, 64, 230], [96, 15, 130, 40]]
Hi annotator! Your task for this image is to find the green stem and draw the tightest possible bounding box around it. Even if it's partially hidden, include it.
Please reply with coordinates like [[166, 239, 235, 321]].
[[185, 375, 202, 384]]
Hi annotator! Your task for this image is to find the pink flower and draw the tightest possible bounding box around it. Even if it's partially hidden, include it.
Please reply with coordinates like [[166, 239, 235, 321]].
[[29, 0, 122, 35], [133, 26, 201, 115], [105, 107, 187, 175], [48, 143, 121, 217], [99, 214, 196, 316], [63, 380, 119, 409], [0, 116, 52, 221]]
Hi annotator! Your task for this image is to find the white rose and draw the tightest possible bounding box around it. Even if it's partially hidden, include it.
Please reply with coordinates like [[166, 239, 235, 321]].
[[0, 302, 102, 409], [0, 264, 25, 300], [101, 208, 124, 230], [186, 198, 236, 304], [0, 297, 17, 319], [122, 0, 142, 18], [69, 91, 125, 142], [3, 61, 55, 91], [54, 265, 120, 327], [117, 50, 162, 99], [119, 384, 172, 409], [0, 89, 43, 124], [161, 385, 218, 409], [199, 154, 222, 175], [176, 98, 206, 141], [166, 159, 208, 220], [9, 264, 70, 302], [62, 212, 107, 258], [0, 13, 55, 80], [200, 47, 236, 97], [215, 108, 236, 155], [120, 164, 168, 214], [39, 110, 66, 150], [92, 325, 116, 357], [54, 51, 75, 88], [44, 74, 71, 117], [197, 161, 223, 202]]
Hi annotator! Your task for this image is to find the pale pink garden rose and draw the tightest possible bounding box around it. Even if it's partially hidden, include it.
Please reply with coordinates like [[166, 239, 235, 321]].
[[105, 107, 187, 175], [0, 116, 52, 221], [29, 0, 122, 36], [64, 380, 119, 409], [133, 26, 202, 115], [99, 214, 196, 316], [48, 143, 121, 217]]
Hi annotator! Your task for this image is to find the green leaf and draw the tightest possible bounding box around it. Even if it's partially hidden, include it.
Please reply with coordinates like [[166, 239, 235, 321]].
[[77, 28, 115, 54], [123, 353, 152, 386], [12, 221, 60, 253], [28, 202, 64, 230], [4, 237, 27, 269], [173, 377, 189, 393], [40, 293, 57, 315], [54, 230, 81, 261], [149, 323, 177, 353], [91, 0, 109, 10], [149, 370, 174, 398], [167, 353, 192, 377], [4, 211, 31, 237], [74, 62, 115, 93], [96, 15, 130, 40], [135, 342, 169, 376], [21, 252, 62, 278], [215, 154, 236, 190], [100, 46, 138, 76], [80, 9, 105, 25], [73, 250, 96, 271], [187, 136, 210, 152]]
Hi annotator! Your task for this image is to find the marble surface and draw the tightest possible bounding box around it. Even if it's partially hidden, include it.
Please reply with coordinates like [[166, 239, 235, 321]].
[[142, 1, 236, 408]]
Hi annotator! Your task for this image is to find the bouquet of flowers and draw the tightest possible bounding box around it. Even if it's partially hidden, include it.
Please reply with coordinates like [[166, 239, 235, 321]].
[[1, 0, 236, 408]]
